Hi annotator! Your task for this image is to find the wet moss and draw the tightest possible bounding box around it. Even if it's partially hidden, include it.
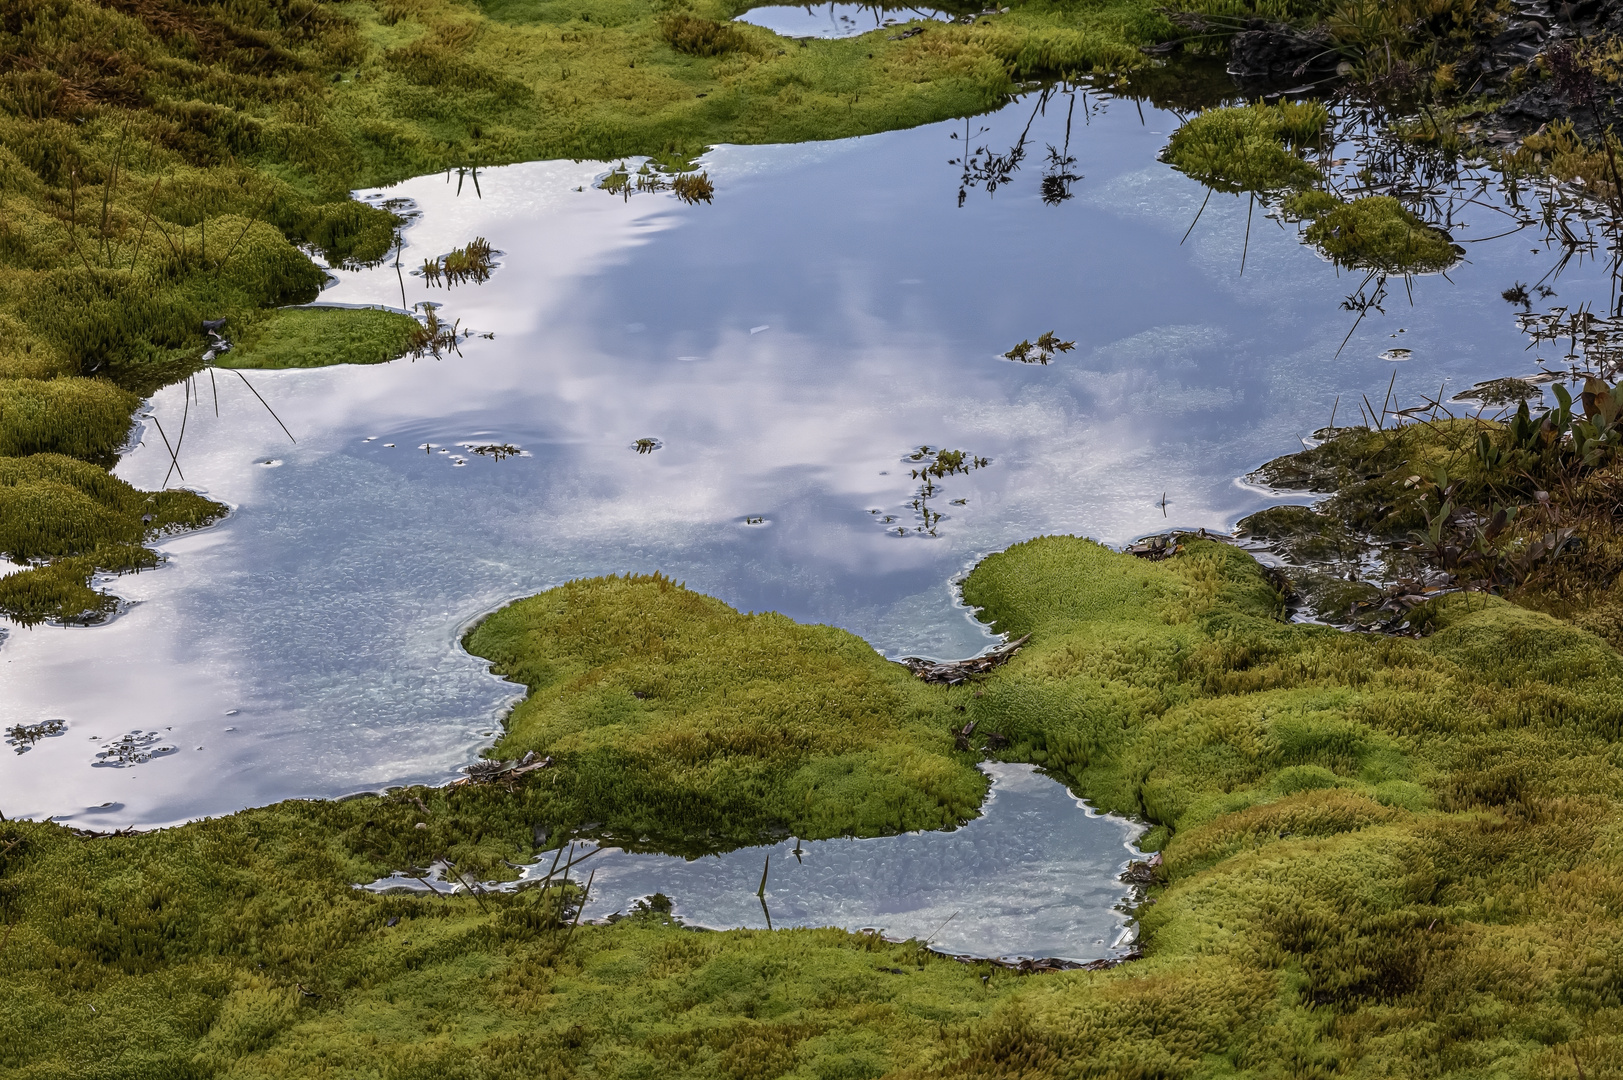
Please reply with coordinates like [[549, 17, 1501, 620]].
[[1163, 101, 1327, 193], [0, 453, 226, 625], [222, 307, 422, 369], [0, 378, 139, 464], [465, 572, 989, 843], [1302, 194, 1463, 273], [9, 539, 1623, 1073]]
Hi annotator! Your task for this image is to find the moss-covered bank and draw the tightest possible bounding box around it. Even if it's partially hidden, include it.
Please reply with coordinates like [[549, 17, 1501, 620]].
[[8, 538, 1623, 1074]]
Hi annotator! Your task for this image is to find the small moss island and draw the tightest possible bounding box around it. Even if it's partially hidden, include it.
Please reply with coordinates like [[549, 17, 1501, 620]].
[[7, 537, 1623, 1075]]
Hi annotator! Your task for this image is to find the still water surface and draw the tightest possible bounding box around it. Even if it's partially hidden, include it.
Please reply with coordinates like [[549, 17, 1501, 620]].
[[364, 763, 1145, 962], [734, 3, 953, 38], [0, 89, 1603, 828]]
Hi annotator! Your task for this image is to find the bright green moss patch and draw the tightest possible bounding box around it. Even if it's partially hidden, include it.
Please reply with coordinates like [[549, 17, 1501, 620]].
[[0, 453, 226, 624], [0, 378, 140, 464], [466, 573, 988, 843], [1302, 194, 1463, 273], [1163, 101, 1327, 193], [222, 307, 421, 369]]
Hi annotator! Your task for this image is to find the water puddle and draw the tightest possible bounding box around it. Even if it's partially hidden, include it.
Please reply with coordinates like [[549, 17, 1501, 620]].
[[2, 85, 1614, 827], [364, 763, 1144, 962], [734, 2, 955, 39]]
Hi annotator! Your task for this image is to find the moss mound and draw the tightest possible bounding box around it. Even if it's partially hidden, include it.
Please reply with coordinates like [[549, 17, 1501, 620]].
[[0, 378, 140, 463], [223, 307, 421, 369], [1303, 194, 1462, 273], [1163, 101, 1327, 194], [467, 573, 988, 842], [0, 453, 226, 625]]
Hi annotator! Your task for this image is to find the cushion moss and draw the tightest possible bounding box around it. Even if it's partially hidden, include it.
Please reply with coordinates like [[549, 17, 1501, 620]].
[[465, 572, 989, 842], [1302, 194, 1463, 273], [8, 539, 1623, 1073], [222, 307, 422, 369], [1163, 101, 1328, 194]]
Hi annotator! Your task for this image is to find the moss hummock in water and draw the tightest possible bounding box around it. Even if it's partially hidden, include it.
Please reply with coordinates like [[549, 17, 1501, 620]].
[[466, 572, 988, 842], [1163, 101, 1328, 194], [0, 453, 226, 625], [1302, 194, 1463, 273], [222, 307, 423, 370]]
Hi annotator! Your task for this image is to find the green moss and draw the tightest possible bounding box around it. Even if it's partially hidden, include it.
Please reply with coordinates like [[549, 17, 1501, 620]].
[[10, 539, 1623, 1073], [0, 453, 226, 624], [1163, 101, 1327, 194], [223, 307, 421, 369], [466, 572, 988, 842], [1302, 194, 1463, 273], [0, 378, 139, 463], [1280, 186, 1338, 219]]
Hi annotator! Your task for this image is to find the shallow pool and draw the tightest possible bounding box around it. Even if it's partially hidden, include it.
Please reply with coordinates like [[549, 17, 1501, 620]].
[[365, 763, 1144, 962], [1, 86, 1605, 828], [734, 3, 954, 39]]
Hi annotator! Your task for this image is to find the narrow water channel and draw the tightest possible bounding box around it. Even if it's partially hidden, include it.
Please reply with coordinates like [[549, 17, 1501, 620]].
[[364, 763, 1145, 962], [1, 86, 1607, 828]]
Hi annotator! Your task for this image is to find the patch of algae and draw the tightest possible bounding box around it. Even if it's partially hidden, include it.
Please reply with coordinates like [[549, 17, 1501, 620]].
[[7, 539, 1623, 1075]]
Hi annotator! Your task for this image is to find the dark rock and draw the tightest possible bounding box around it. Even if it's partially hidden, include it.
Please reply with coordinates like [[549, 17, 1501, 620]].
[[1228, 20, 1339, 82]]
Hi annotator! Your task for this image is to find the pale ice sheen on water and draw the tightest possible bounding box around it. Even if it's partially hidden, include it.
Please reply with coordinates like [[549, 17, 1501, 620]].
[[365, 763, 1146, 962], [0, 92, 1604, 828]]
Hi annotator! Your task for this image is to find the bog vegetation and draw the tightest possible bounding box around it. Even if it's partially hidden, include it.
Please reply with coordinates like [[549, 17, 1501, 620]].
[[9, 541, 1623, 1074]]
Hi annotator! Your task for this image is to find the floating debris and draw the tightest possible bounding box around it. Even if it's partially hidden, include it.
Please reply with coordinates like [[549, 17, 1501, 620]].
[[633, 438, 662, 454], [5, 719, 65, 754], [463, 442, 523, 461], [1453, 377, 1541, 405], [899, 634, 1031, 685], [92, 731, 178, 768], [452, 751, 553, 786], [1127, 535, 1180, 560]]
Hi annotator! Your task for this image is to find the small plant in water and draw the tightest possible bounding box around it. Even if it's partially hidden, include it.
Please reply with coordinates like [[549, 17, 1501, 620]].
[[465, 442, 522, 461], [407, 304, 462, 360], [420, 237, 497, 287], [5, 718, 65, 754], [1003, 331, 1075, 364], [633, 438, 662, 454], [887, 446, 990, 536], [672, 171, 714, 205]]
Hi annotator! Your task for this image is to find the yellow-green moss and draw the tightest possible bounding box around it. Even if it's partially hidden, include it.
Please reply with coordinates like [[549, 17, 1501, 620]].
[[9, 539, 1623, 1074], [222, 307, 421, 369], [0, 453, 226, 624], [0, 378, 139, 463], [466, 572, 988, 841], [1163, 101, 1327, 194], [1302, 194, 1463, 273]]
